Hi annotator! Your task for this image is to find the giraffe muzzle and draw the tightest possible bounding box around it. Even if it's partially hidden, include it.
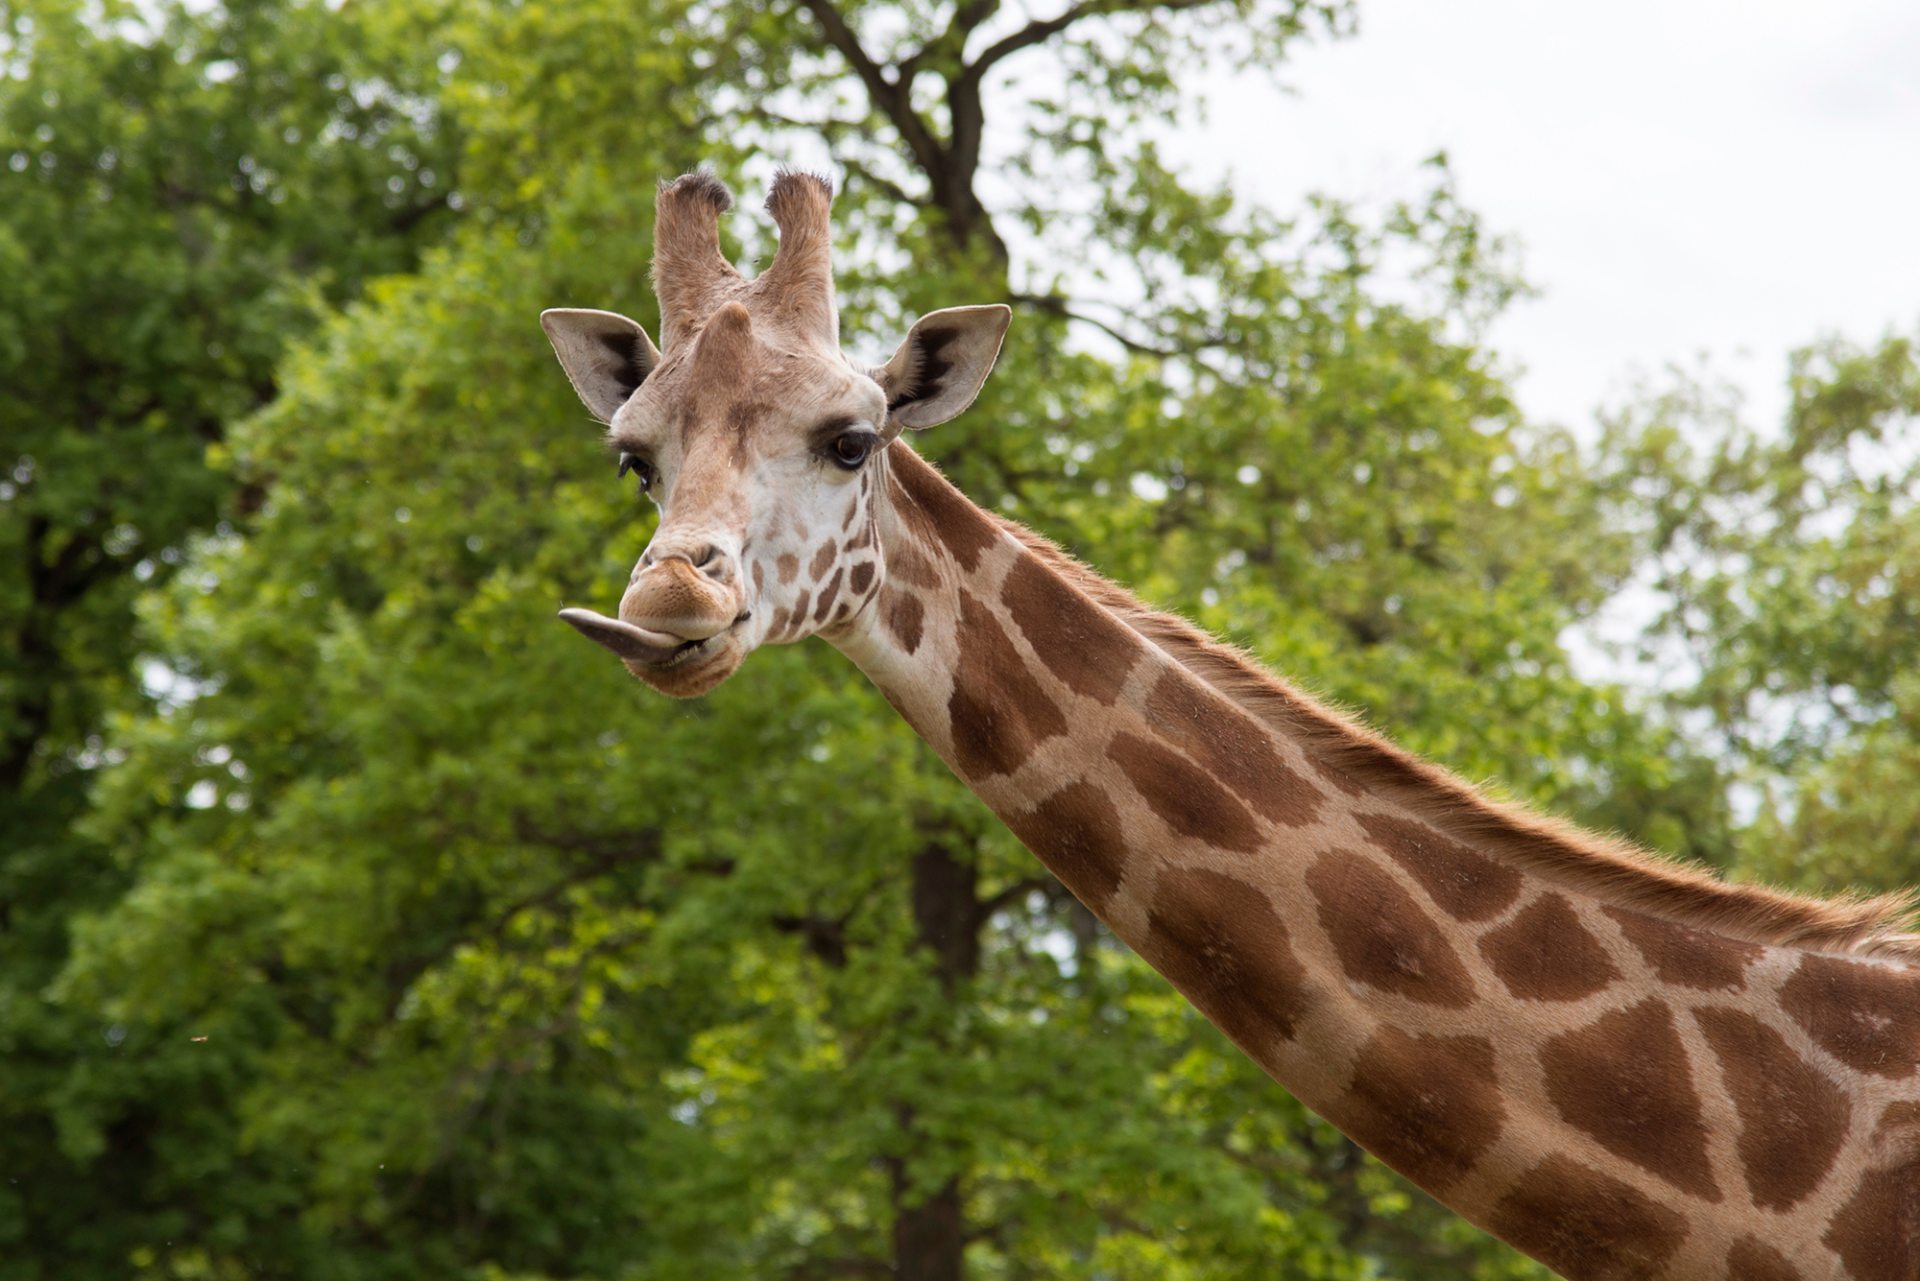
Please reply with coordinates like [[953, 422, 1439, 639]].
[[615, 556, 741, 642], [559, 556, 750, 690]]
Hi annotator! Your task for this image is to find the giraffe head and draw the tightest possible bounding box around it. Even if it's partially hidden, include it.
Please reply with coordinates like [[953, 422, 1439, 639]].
[[543, 171, 1009, 696]]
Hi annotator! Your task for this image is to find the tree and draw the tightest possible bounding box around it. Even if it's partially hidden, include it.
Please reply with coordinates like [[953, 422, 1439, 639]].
[[1603, 330, 1920, 895], [38, 1, 1729, 1278], [0, 0, 458, 1272]]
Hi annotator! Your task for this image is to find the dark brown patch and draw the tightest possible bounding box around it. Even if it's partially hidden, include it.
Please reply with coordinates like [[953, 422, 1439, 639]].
[[808, 540, 836, 581], [848, 560, 874, 596], [881, 589, 923, 654], [845, 521, 872, 551], [1694, 1006, 1851, 1211], [1603, 905, 1761, 991], [776, 553, 799, 586], [1003, 782, 1129, 911], [1540, 999, 1720, 1200], [1304, 852, 1476, 1007], [1146, 670, 1322, 828], [1725, 1238, 1803, 1281], [1878, 1099, 1920, 1141], [1137, 866, 1313, 1046], [1477, 893, 1619, 1001], [999, 556, 1137, 704], [1319, 1026, 1504, 1194], [1107, 731, 1263, 854], [1823, 1161, 1919, 1281], [813, 569, 842, 621], [767, 605, 790, 637], [888, 447, 999, 572], [752, 560, 765, 592], [1355, 812, 1522, 923], [887, 540, 939, 589], [1487, 1156, 1688, 1280], [1782, 954, 1920, 1080], [789, 590, 809, 631], [946, 592, 1066, 778]]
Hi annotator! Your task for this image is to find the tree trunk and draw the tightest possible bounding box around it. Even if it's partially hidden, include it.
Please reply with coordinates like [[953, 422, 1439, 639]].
[[886, 837, 981, 1279], [891, 1172, 965, 1281]]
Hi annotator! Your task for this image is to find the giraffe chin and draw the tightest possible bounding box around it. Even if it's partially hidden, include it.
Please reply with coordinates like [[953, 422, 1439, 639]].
[[556, 608, 747, 699]]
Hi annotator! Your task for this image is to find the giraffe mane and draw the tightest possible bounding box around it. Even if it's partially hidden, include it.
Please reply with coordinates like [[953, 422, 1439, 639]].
[[998, 519, 1920, 961]]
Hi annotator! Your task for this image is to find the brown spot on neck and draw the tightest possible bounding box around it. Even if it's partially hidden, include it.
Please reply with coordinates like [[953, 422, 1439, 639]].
[[1320, 1025, 1505, 1195], [945, 591, 1066, 778], [1822, 1158, 1919, 1281], [1478, 893, 1620, 1001], [880, 587, 923, 654], [1603, 905, 1761, 991], [999, 556, 1138, 705], [1487, 1156, 1688, 1280], [886, 444, 1000, 573], [1003, 780, 1131, 912], [1107, 731, 1264, 854], [1305, 851, 1476, 1008], [1137, 866, 1313, 1047], [1781, 953, 1920, 1080], [887, 539, 939, 589], [1145, 670, 1322, 828], [1355, 812, 1522, 922], [1693, 1006, 1850, 1211], [1540, 999, 1720, 1201], [1725, 1237, 1804, 1281]]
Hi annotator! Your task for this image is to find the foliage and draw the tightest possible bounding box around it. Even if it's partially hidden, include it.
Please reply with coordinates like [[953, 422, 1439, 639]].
[[0, 1, 458, 1272], [1602, 331, 1920, 893], [5, 1, 1897, 1279]]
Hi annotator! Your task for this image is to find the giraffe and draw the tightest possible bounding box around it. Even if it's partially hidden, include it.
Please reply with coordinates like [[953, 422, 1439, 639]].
[[540, 171, 1920, 1281]]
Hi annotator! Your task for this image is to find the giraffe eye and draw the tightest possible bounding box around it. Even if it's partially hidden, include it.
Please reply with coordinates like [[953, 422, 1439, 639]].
[[829, 431, 878, 470], [617, 452, 655, 492]]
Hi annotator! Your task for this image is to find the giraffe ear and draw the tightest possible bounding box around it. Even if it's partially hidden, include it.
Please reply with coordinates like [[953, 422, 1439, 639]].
[[540, 308, 662, 423], [871, 304, 1011, 430]]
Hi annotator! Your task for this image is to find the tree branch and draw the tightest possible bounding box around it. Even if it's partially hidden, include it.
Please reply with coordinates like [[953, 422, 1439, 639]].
[[966, 0, 1216, 80], [1011, 292, 1176, 357], [792, 0, 947, 181], [839, 157, 921, 209], [978, 876, 1053, 920], [1013, 291, 1239, 381]]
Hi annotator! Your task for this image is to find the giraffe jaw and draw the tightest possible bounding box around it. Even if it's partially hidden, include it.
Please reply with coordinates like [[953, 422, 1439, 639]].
[[557, 608, 747, 697]]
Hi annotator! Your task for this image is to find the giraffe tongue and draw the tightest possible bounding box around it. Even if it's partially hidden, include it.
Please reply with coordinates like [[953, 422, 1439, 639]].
[[556, 608, 688, 665]]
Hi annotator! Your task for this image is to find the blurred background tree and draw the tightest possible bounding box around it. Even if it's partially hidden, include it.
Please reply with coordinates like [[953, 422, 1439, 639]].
[[2, 0, 1908, 1278], [1, 0, 459, 1271]]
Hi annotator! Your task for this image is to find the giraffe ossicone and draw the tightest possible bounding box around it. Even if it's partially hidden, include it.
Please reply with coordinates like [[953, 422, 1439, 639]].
[[541, 170, 1920, 1281]]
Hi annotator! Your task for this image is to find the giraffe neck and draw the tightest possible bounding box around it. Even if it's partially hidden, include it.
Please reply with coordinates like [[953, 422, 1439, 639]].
[[832, 443, 1920, 1281]]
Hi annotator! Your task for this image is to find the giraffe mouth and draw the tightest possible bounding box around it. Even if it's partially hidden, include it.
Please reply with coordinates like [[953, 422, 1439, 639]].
[[558, 608, 734, 667]]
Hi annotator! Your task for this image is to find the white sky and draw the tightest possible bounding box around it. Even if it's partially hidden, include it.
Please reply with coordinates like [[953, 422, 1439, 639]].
[[1192, 0, 1920, 435]]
